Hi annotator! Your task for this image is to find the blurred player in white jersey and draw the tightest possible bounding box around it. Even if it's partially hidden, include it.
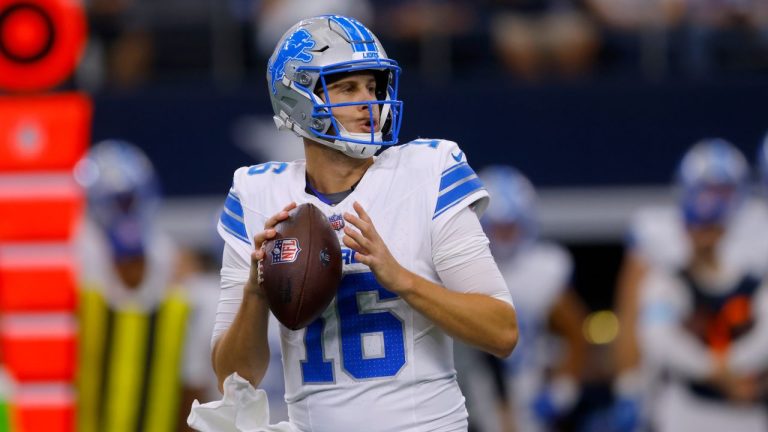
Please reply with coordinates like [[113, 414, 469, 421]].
[[74, 140, 217, 432], [460, 166, 587, 432], [618, 139, 768, 432], [194, 15, 518, 432]]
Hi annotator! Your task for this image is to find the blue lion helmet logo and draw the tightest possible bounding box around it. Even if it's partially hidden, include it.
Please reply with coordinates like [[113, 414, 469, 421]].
[[269, 28, 316, 95]]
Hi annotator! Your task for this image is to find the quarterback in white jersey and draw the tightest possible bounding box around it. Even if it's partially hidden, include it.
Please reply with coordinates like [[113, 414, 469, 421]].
[[204, 15, 518, 432]]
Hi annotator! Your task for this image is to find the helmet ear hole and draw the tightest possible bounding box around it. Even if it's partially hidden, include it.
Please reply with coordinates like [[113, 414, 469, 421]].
[[280, 96, 299, 109], [373, 70, 389, 101]]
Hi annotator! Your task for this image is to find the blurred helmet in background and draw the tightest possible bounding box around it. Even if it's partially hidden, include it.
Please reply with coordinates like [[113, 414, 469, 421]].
[[758, 131, 768, 192], [479, 165, 538, 260], [267, 15, 403, 158], [676, 138, 748, 227], [75, 139, 160, 260]]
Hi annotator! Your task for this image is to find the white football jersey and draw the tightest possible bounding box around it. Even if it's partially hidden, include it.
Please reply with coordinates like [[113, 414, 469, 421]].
[[501, 242, 572, 375], [75, 218, 216, 387], [217, 139, 489, 432], [76, 218, 177, 312], [628, 199, 768, 275]]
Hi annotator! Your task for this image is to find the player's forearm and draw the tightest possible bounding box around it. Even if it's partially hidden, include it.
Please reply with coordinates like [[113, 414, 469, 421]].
[[550, 291, 588, 378], [399, 272, 518, 358], [640, 323, 715, 379], [614, 254, 647, 373], [721, 287, 768, 375], [211, 285, 271, 391]]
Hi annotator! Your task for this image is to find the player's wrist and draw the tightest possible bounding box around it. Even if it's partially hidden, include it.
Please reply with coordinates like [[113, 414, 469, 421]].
[[393, 268, 419, 298], [244, 279, 267, 299]]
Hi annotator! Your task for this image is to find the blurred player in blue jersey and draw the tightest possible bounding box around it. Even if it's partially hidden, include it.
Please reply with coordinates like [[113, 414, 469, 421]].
[[456, 166, 587, 432], [616, 139, 768, 432], [75, 140, 217, 432], [193, 15, 518, 432]]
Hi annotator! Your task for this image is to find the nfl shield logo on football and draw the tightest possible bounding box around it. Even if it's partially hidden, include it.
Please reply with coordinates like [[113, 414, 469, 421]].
[[271, 238, 302, 264], [329, 214, 345, 231]]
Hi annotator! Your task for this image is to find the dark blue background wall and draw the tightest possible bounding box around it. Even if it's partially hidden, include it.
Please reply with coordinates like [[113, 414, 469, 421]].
[[91, 79, 768, 196]]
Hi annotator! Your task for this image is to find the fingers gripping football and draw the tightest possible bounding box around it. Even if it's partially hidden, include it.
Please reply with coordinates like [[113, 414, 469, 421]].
[[343, 201, 410, 293], [248, 202, 297, 294]]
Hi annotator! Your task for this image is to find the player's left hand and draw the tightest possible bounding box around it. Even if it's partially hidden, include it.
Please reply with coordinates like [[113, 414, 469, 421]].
[[343, 201, 412, 294]]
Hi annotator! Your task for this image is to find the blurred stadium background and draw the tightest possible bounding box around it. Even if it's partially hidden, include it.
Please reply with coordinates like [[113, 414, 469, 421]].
[[2, 0, 768, 430]]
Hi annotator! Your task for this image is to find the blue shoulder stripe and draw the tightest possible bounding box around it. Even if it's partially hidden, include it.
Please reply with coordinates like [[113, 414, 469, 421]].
[[220, 209, 249, 243], [224, 193, 244, 218], [439, 162, 475, 192], [433, 177, 484, 219]]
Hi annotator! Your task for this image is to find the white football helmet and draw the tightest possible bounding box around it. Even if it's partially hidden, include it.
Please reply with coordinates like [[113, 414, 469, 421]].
[[266, 15, 402, 159], [759, 131, 768, 191], [74, 140, 160, 259], [479, 165, 538, 258], [676, 138, 748, 226]]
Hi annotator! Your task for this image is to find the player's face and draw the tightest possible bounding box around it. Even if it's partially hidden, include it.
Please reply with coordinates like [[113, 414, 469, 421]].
[[321, 72, 381, 134], [687, 224, 725, 252]]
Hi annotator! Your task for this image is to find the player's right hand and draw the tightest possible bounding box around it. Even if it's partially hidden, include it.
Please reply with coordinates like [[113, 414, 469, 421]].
[[246, 202, 297, 296]]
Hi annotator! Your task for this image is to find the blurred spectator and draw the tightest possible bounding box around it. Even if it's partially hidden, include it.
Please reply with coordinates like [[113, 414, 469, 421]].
[[681, 0, 768, 77], [488, 0, 600, 80], [455, 166, 588, 432], [374, 0, 481, 81], [586, 0, 685, 30], [79, 0, 153, 89], [74, 140, 217, 432], [254, 0, 373, 59], [613, 139, 768, 431], [586, 0, 686, 78]]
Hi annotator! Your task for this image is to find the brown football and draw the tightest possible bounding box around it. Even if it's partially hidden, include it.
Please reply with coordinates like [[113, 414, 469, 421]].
[[261, 203, 342, 330]]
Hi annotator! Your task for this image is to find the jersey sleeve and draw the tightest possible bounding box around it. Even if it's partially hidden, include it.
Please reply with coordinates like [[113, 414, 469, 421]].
[[433, 206, 513, 306], [217, 167, 254, 264], [429, 139, 490, 226], [626, 206, 687, 270], [543, 242, 575, 291]]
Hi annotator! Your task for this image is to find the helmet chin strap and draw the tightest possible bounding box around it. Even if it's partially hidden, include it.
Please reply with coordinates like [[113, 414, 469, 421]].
[[333, 121, 382, 159]]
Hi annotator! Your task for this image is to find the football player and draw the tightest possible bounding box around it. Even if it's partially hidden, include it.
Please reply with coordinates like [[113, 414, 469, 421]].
[[199, 15, 518, 432], [616, 139, 768, 431], [471, 166, 587, 432], [74, 140, 215, 432]]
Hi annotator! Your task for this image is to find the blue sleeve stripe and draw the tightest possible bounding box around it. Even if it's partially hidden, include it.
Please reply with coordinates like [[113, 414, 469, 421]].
[[221, 224, 250, 244], [220, 210, 249, 243], [439, 163, 475, 191], [641, 304, 678, 325], [434, 177, 485, 219], [224, 193, 244, 218]]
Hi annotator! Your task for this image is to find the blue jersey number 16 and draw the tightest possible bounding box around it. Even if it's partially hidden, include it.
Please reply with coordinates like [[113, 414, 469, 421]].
[[301, 272, 406, 383]]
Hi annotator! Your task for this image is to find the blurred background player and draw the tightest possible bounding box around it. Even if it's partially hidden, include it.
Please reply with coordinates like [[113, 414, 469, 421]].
[[74, 140, 218, 432], [614, 138, 768, 431], [456, 166, 587, 432], [638, 138, 768, 431]]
